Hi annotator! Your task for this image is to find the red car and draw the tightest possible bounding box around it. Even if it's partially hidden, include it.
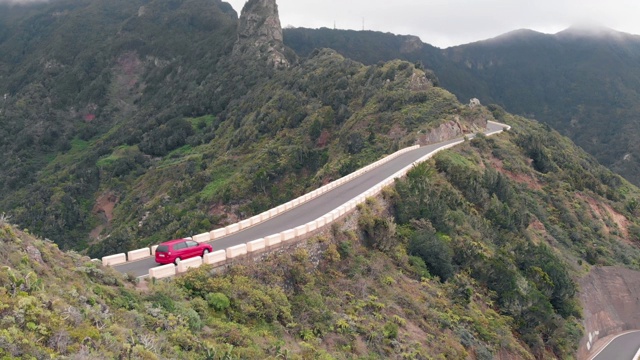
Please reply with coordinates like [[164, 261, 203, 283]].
[[155, 238, 212, 265]]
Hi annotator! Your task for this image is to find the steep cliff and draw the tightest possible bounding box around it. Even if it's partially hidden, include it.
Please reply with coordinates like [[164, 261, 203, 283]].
[[232, 0, 290, 68]]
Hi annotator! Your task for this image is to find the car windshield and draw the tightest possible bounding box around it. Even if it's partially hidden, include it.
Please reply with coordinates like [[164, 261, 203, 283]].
[[157, 245, 169, 253]]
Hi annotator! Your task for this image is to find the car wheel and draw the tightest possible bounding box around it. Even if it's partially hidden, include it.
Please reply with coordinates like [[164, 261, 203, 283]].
[[174, 257, 181, 265], [202, 249, 210, 257]]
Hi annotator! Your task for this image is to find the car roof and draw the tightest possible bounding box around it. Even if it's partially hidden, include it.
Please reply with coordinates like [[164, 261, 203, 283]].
[[158, 238, 190, 246]]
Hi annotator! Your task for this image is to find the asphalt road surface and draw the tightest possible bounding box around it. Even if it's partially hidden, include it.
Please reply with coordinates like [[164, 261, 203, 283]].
[[592, 331, 640, 360], [113, 122, 505, 277]]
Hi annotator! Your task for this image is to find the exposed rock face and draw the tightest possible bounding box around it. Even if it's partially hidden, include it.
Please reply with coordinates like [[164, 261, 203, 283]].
[[416, 115, 488, 146], [578, 266, 640, 359], [469, 98, 481, 108], [232, 0, 289, 68], [400, 35, 424, 54], [26, 245, 43, 264], [408, 72, 432, 92]]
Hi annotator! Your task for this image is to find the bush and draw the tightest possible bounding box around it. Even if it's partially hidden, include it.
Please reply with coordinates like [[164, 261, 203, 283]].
[[383, 322, 399, 339], [359, 213, 397, 252], [409, 231, 454, 281], [206, 292, 230, 312]]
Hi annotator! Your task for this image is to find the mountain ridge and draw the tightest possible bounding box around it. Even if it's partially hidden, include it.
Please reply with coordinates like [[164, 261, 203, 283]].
[[284, 25, 640, 186]]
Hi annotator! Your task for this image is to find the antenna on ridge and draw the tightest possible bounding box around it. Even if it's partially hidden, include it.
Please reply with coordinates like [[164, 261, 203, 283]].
[[362, 17, 365, 31], [334, 20, 336, 30]]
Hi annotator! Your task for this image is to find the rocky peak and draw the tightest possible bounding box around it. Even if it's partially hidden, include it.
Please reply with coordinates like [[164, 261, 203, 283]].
[[400, 36, 424, 54], [232, 0, 289, 68]]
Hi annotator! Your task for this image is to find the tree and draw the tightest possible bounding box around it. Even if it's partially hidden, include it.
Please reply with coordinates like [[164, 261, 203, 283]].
[[409, 230, 454, 281]]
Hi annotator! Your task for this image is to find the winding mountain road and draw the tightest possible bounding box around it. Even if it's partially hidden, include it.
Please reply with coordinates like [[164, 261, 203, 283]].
[[113, 122, 505, 277], [590, 331, 640, 360]]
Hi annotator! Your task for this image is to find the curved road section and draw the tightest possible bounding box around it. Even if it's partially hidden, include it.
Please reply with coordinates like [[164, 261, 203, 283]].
[[114, 122, 505, 277], [590, 331, 640, 360]]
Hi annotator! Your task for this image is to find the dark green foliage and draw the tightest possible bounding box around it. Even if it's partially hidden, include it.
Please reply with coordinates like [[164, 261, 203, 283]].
[[359, 208, 397, 251], [1, 0, 460, 254], [391, 114, 640, 357], [518, 134, 556, 174], [408, 230, 454, 281], [517, 244, 579, 318], [139, 118, 195, 156], [408, 255, 431, 279], [206, 292, 231, 311], [284, 27, 640, 186]]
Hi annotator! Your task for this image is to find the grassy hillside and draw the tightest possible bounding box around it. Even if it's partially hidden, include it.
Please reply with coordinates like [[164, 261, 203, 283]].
[[284, 27, 640, 186], [0, 0, 239, 249], [0, 0, 490, 257], [1, 211, 531, 359], [3, 111, 640, 359], [3, 3, 640, 358]]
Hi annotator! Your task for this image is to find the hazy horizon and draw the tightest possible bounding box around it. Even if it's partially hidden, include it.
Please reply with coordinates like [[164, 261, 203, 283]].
[[226, 0, 640, 48], [1, 0, 639, 48]]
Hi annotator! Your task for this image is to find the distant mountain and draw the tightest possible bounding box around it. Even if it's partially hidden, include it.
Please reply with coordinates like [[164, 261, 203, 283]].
[[284, 26, 640, 185]]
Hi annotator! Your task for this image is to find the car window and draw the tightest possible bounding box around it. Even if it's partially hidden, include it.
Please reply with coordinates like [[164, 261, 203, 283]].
[[157, 245, 169, 253], [186, 240, 198, 247], [173, 242, 187, 250]]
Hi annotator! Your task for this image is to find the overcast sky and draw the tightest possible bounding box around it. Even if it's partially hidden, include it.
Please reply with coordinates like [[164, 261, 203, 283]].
[[227, 0, 640, 48], [2, 0, 638, 47]]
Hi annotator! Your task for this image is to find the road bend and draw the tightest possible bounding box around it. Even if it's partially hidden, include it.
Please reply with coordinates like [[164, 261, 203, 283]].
[[591, 331, 640, 360], [114, 122, 504, 277]]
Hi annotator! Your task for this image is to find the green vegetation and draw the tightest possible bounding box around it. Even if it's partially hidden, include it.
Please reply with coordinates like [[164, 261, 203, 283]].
[[3, 110, 640, 358], [3, 1, 640, 358], [284, 26, 640, 186], [0, 211, 530, 359], [0, 0, 487, 256]]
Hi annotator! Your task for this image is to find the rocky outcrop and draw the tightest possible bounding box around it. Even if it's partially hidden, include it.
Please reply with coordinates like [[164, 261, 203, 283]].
[[232, 0, 289, 68], [578, 266, 640, 359], [400, 35, 424, 54], [416, 115, 488, 146], [408, 72, 432, 92]]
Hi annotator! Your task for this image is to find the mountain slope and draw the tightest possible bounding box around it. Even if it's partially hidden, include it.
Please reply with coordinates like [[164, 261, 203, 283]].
[[283, 26, 640, 186], [3, 2, 640, 358], [0, 0, 240, 250], [3, 107, 640, 359], [443, 26, 640, 184], [0, 0, 486, 257]]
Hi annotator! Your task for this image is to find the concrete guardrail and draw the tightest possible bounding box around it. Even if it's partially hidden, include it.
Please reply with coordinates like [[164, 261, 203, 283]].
[[149, 264, 176, 279], [177, 257, 202, 273], [203, 250, 226, 265], [107, 124, 510, 277], [282, 229, 296, 242], [210, 228, 227, 240], [247, 238, 266, 253], [226, 223, 240, 235], [102, 254, 127, 266], [226, 244, 247, 259], [265, 234, 282, 247], [192, 232, 211, 243], [127, 248, 151, 261]]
